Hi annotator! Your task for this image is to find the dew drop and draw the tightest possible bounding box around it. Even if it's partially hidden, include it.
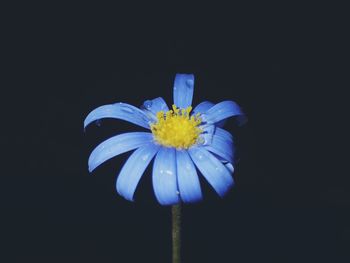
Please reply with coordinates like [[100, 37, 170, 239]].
[[186, 79, 194, 87], [201, 134, 213, 145], [141, 154, 149, 161], [143, 100, 153, 109]]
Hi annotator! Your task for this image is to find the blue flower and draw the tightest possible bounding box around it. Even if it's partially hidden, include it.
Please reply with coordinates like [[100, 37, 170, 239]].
[[84, 74, 246, 205]]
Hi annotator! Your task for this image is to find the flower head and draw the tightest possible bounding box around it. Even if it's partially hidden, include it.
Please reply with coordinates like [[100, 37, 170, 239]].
[[84, 74, 246, 205]]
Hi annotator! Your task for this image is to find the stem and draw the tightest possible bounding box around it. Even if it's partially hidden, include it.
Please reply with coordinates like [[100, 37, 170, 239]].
[[172, 204, 181, 263]]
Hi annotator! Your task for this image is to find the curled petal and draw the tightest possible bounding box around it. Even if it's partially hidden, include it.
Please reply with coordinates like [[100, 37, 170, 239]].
[[204, 134, 233, 163], [215, 127, 233, 142], [116, 143, 160, 201], [84, 102, 151, 129], [189, 147, 234, 197], [88, 132, 153, 172], [202, 100, 246, 126], [205, 127, 234, 163], [176, 150, 203, 203], [152, 147, 180, 205], [173, 74, 194, 109]]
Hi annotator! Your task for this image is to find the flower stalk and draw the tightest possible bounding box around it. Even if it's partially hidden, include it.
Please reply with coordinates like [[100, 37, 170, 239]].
[[172, 204, 181, 263]]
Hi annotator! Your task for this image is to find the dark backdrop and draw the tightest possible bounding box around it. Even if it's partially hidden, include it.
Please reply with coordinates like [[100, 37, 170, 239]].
[[2, 3, 348, 263]]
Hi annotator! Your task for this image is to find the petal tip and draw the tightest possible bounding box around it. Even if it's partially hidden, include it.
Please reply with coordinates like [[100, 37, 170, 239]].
[[88, 165, 94, 173]]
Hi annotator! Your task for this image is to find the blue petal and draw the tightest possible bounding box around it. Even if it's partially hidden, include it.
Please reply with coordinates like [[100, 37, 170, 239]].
[[225, 162, 234, 173], [152, 147, 180, 205], [193, 101, 226, 128], [84, 102, 151, 129], [204, 128, 234, 163], [88, 132, 153, 172], [202, 100, 246, 126], [176, 150, 203, 203], [193, 101, 214, 114], [204, 134, 233, 163], [188, 147, 234, 197], [215, 127, 233, 142], [199, 124, 216, 146], [116, 143, 160, 201], [173, 74, 195, 109], [142, 97, 169, 115], [141, 97, 169, 121]]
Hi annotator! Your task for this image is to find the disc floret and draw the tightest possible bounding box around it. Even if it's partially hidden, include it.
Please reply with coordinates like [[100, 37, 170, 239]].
[[151, 105, 202, 149]]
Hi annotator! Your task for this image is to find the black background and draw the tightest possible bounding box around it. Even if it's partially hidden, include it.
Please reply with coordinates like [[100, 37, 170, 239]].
[[2, 2, 349, 263]]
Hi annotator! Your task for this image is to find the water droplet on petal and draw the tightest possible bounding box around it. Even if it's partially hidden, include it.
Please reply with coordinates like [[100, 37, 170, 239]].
[[197, 137, 205, 145], [143, 100, 153, 109], [186, 79, 194, 87], [142, 154, 149, 161], [201, 133, 213, 145]]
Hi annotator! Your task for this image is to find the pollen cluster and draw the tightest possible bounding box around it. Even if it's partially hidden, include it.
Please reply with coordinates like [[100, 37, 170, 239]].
[[151, 105, 202, 149]]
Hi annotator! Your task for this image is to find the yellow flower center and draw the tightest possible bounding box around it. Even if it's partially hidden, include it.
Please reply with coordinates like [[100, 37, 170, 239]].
[[151, 104, 203, 149]]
